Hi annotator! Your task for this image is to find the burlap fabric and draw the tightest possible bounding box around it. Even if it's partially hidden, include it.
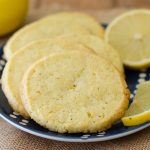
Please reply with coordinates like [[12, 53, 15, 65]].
[[0, 7, 150, 150], [0, 119, 150, 150]]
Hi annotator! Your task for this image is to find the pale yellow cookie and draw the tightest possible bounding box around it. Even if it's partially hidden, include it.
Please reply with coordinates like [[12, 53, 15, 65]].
[[2, 39, 93, 118], [59, 34, 124, 73], [21, 51, 130, 133], [4, 12, 104, 60]]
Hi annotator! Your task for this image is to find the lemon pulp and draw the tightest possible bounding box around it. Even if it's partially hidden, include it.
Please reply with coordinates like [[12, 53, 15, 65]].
[[105, 9, 150, 69], [122, 81, 150, 126]]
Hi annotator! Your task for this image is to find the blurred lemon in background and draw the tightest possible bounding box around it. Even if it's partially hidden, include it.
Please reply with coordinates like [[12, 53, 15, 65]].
[[0, 0, 28, 36]]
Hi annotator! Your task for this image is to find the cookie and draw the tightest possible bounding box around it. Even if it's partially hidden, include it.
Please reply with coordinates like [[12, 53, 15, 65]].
[[2, 38, 93, 118], [4, 12, 104, 60], [21, 51, 130, 133], [60, 34, 124, 73]]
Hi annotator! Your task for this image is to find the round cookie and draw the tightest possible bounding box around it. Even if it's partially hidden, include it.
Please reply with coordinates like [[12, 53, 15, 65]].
[[2, 39, 93, 118], [21, 51, 130, 133], [4, 12, 104, 60], [60, 34, 124, 73]]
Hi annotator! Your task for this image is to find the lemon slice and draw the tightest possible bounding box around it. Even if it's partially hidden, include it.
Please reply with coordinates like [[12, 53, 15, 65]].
[[122, 81, 150, 126], [105, 9, 150, 69]]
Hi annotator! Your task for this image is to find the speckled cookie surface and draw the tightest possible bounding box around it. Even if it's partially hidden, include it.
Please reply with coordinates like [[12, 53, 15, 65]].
[[21, 51, 130, 133], [1, 38, 93, 118], [59, 34, 124, 73], [4, 12, 104, 60]]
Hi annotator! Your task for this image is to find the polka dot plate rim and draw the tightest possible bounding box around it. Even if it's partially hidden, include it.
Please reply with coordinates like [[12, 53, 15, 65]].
[[0, 37, 150, 142], [0, 113, 150, 142]]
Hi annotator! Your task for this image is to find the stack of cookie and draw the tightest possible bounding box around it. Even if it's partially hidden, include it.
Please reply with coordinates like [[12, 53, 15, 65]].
[[2, 12, 130, 133]]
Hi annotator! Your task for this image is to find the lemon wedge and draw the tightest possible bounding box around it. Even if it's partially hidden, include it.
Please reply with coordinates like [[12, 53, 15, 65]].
[[105, 9, 150, 69], [122, 81, 150, 126]]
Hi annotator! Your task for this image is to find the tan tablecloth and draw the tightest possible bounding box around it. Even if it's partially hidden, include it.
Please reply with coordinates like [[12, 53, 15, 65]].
[[0, 119, 150, 150], [0, 7, 150, 150]]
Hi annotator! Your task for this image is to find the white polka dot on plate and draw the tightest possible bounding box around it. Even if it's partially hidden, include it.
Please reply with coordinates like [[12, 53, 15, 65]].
[[130, 94, 134, 99], [138, 78, 145, 83], [19, 122, 27, 126], [22, 119, 29, 123], [133, 90, 137, 94], [98, 131, 106, 135], [9, 114, 17, 118], [13, 112, 19, 115], [97, 134, 104, 137], [139, 73, 146, 78], [0, 60, 5, 65], [135, 84, 139, 88], [81, 134, 90, 139]]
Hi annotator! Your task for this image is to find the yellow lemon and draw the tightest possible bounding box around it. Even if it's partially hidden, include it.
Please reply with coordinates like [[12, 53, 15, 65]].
[[122, 81, 150, 126], [105, 9, 150, 69], [0, 0, 28, 36]]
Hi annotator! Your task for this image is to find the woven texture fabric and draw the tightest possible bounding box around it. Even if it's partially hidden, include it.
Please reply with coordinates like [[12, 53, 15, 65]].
[[0, 119, 150, 150]]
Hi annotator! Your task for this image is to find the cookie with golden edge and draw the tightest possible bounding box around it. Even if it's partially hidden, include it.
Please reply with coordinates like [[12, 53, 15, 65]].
[[59, 34, 124, 74], [21, 51, 130, 133], [4, 12, 104, 60], [2, 39, 93, 118]]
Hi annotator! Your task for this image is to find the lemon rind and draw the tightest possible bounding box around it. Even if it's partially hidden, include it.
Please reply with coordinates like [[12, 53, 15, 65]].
[[122, 110, 150, 126], [105, 9, 150, 68]]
